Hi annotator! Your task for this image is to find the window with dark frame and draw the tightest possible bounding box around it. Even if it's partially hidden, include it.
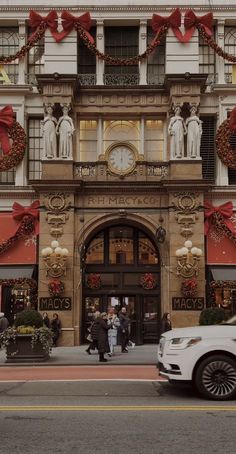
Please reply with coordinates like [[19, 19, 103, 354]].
[[104, 26, 139, 85], [199, 30, 216, 84], [224, 27, 236, 83], [78, 26, 96, 85], [28, 117, 43, 181]]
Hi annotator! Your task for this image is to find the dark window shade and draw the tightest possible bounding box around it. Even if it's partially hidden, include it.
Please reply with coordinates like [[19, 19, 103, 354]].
[[228, 132, 236, 184], [105, 27, 139, 74], [78, 27, 96, 74], [200, 116, 216, 181]]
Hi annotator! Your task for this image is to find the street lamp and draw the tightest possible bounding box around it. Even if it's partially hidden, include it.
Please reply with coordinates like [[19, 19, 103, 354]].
[[175, 240, 202, 278], [41, 240, 69, 278]]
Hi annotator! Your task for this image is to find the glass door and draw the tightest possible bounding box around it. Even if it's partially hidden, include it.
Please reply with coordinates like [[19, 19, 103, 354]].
[[142, 295, 160, 343]]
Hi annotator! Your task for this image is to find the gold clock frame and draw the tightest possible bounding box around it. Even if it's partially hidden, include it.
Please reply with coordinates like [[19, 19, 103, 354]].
[[105, 142, 140, 176]]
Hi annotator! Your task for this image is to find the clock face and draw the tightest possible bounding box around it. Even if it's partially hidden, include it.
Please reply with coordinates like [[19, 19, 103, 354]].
[[108, 145, 136, 175]]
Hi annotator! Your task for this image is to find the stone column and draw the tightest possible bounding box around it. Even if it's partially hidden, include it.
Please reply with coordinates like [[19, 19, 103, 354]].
[[139, 20, 147, 85], [140, 117, 145, 156], [166, 28, 199, 74], [216, 20, 225, 84], [18, 20, 27, 84], [44, 28, 77, 74], [96, 20, 104, 85], [97, 117, 103, 157]]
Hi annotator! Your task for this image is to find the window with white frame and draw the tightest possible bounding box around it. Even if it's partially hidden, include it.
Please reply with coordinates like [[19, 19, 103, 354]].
[[79, 120, 98, 161], [199, 31, 216, 84], [0, 27, 19, 84], [224, 27, 236, 83], [147, 26, 165, 85], [28, 117, 43, 180], [103, 120, 140, 154], [144, 120, 164, 161], [27, 34, 45, 85]]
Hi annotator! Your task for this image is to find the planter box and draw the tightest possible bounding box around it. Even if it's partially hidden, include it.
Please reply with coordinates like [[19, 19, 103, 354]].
[[6, 334, 50, 363]]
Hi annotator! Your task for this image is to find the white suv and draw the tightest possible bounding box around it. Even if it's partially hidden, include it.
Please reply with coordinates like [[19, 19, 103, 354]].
[[158, 315, 236, 400]]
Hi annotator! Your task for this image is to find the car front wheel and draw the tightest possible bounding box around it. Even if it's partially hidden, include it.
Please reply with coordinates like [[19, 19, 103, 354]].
[[194, 355, 236, 400]]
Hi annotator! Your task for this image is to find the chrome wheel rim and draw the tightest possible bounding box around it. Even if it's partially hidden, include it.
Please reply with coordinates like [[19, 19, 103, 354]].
[[202, 360, 236, 397]]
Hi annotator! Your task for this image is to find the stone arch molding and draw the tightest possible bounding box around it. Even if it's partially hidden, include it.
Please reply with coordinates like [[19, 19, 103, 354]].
[[76, 212, 162, 256]]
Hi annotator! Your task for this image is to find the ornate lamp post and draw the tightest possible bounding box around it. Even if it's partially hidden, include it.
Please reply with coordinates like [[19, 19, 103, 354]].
[[41, 240, 69, 278], [175, 240, 202, 279]]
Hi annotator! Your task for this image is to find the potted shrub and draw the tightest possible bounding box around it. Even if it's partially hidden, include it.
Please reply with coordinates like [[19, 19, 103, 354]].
[[199, 307, 226, 325], [0, 310, 53, 363]]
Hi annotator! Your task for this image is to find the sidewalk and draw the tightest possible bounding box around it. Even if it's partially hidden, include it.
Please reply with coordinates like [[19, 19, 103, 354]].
[[0, 344, 158, 367]]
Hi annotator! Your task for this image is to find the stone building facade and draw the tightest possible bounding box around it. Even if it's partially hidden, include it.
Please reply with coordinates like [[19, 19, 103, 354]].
[[0, 0, 236, 345]]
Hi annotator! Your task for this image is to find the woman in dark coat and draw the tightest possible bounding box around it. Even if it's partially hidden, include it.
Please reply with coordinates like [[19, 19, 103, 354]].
[[95, 312, 111, 362], [160, 312, 172, 334], [51, 313, 62, 347]]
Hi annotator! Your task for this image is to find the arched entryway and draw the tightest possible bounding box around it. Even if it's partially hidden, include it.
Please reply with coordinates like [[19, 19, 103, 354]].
[[82, 224, 161, 345]]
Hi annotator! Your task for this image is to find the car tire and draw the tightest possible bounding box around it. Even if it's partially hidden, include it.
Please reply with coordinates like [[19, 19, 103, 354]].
[[194, 355, 236, 401]]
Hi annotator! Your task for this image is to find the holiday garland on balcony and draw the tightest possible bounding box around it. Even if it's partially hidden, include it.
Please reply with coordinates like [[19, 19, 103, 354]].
[[1, 8, 236, 66]]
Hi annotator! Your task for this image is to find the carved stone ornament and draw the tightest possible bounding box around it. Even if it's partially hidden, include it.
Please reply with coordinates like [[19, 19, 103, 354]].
[[172, 192, 201, 238], [44, 193, 71, 238]]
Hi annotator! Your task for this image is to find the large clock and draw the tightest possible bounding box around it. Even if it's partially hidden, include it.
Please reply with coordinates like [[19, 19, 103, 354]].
[[107, 144, 137, 175]]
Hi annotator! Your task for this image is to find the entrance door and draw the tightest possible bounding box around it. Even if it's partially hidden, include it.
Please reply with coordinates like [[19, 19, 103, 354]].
[[83, 294, 160, 345]]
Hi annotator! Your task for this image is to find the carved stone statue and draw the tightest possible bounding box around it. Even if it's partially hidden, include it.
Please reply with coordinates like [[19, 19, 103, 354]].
[[41, 104, 57, 159], [185, 106, 203, 159], [56, 105, 75, 159], [168, 106, 187, 159]]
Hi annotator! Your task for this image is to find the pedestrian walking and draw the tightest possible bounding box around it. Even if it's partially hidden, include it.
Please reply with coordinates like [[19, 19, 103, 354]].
[[160, 312, 172, 334], [42, 312, 50, 328], [95, 312, 111, 362], [51, 313, 62, 347], [107, 308, 120, 356], [86, 310, 100, 355], [118, 307, 130, 353]]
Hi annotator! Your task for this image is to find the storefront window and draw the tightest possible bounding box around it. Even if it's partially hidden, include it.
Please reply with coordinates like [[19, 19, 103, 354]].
[[86, 232, 104, 264], [143, 296, 158, 321], [84, 297, 100, 322], [138, 232, 158, 264], [109, 226, 134, 264]]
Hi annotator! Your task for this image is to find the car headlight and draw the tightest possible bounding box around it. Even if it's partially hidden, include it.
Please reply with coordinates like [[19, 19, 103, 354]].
[[169, 337, 202, 349]]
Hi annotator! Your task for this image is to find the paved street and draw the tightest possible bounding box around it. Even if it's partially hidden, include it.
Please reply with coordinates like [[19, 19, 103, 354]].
[[0, 380, 235, 454]]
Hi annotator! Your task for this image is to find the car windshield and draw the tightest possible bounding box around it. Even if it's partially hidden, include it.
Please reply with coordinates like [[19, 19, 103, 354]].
[[223, 315, 236, 325]]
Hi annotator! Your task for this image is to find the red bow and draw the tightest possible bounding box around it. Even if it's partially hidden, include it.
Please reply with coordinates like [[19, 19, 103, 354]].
[[61, 11, 94, 44], [29, 10, 58, 41], [184, 10, 213, 42], [0, 105, 14, 155], [204, 201, 235, 235], [229, 107, 236, 132], [151, 8, 183, 43], [12, 200, 40, 235]]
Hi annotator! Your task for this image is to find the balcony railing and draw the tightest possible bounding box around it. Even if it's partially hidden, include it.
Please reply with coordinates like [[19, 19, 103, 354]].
[[104, 73, 139, 86], [78, 74, 96, 86], [74, 161, 169, 180]]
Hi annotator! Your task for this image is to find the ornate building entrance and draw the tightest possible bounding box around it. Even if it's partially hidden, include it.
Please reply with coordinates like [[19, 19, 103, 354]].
[[82, 224, 161, 344]]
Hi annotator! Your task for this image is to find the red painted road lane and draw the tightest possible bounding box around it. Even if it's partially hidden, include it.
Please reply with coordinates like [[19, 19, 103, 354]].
[[0, 365, 163, 381]]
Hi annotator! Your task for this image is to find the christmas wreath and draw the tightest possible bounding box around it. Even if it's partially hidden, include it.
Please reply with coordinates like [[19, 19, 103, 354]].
[[181, 278, 197, 298], [48, 279, 65, 297], [0, 106, 26, 172], [216, 107, 236, 169], [86, 273, 101, 289], [140, 273, 157, 290]]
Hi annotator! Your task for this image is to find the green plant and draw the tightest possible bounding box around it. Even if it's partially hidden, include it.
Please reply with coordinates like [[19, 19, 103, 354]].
[[31, 327, 53, 352], [14, 310, 43, 328], [199, 307, 226, 325]]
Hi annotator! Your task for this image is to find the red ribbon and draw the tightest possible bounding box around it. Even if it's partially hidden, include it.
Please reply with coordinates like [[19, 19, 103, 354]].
[[0, 105, 14, 155], [152, 8, 213, 44], [229, 107, 236, 132], [29, 10, 59, 41], [60, 11, 94, 43], [183, 10, 213, 43], [151, 8, 183, 43], [12, 200, 40, 235], [204, 201, 235, 235]]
